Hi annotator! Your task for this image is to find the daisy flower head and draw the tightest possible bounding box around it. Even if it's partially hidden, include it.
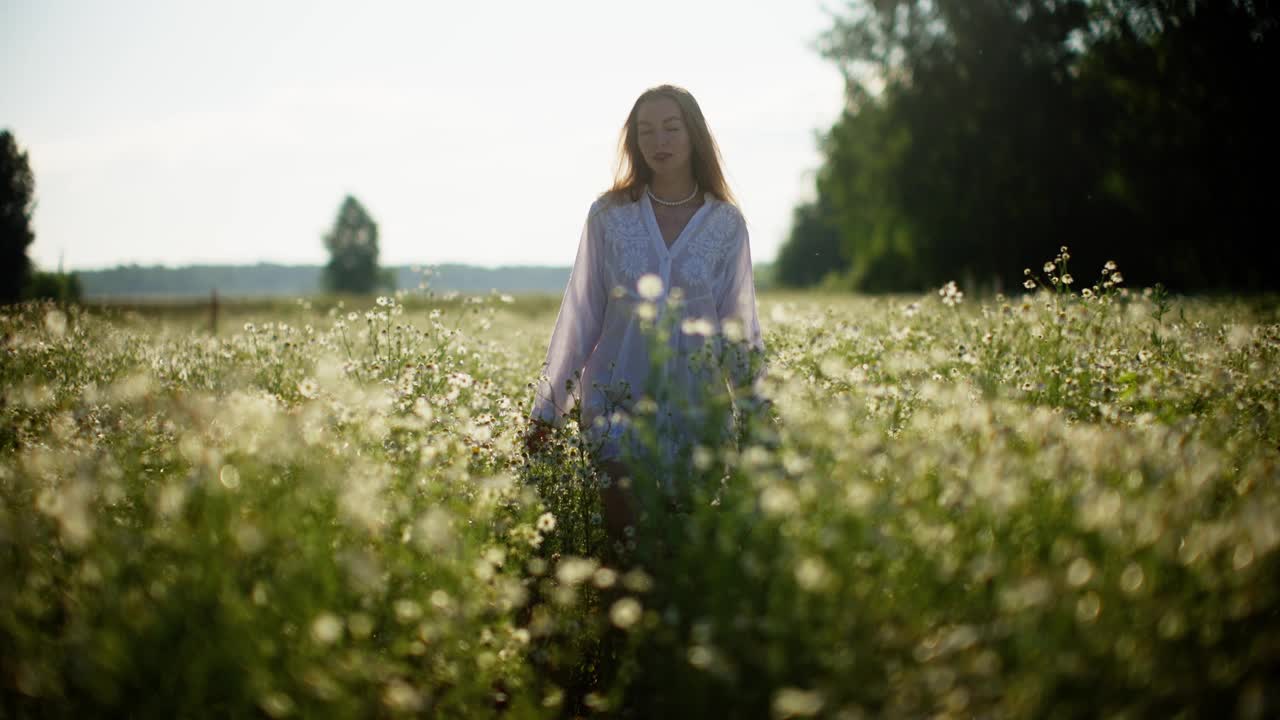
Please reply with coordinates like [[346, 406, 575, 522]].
[[637, 274, 664, 301], [939, 281, 964, 307], [537, 512, 557, 533]]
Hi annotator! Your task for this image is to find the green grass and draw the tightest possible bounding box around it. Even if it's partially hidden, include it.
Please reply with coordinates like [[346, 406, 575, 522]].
[[3, 255, 1279, 718]]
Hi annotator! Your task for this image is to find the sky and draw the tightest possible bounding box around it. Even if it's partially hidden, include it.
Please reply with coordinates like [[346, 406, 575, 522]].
[[2, 0, 849, 271]]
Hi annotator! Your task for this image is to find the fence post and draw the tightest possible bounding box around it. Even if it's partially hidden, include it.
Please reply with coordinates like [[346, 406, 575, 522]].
[[210, 289, 219, 335]]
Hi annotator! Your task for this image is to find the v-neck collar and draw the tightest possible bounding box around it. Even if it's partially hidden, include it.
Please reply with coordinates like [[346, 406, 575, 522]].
[[641, 192, 714, 259]]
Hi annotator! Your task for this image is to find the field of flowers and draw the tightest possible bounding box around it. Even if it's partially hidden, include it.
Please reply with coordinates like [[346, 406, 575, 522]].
[[2, 251, 1278, 718]]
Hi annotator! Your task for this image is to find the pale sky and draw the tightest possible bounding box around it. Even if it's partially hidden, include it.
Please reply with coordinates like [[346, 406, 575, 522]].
[[3, 0, 848, 271]]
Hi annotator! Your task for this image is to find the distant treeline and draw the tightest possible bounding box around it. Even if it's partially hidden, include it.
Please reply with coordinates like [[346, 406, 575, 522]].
[[776, 1, 1280, 294], [77, 263, 778, 299], [78, 264, 573, 298]]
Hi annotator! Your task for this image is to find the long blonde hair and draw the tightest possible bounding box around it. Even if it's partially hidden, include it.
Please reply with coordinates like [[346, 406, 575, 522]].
[[601, 84, 737, 207]]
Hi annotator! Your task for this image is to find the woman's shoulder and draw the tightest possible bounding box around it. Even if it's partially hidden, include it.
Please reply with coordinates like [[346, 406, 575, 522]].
[[591, 189, 637, 213], [705, 196, 746, 235], [712, 197, 744, 223], [587, 190, 643, 226]]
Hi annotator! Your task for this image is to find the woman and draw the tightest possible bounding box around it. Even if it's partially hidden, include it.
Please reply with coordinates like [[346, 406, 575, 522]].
[[525, 84, 765, 537]]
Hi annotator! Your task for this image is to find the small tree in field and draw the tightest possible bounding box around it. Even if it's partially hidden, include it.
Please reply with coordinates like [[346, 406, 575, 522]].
[[323, 194, 385, 294], [1, 129, 36, 305]]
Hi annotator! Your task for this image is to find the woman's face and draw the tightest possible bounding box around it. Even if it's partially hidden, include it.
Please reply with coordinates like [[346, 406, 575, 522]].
[[635, 96, 692, 177]]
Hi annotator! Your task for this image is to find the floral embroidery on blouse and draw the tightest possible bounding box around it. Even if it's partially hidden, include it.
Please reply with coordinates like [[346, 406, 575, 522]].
[[602, 202, 649, 284], [680, 204, 742, 295]]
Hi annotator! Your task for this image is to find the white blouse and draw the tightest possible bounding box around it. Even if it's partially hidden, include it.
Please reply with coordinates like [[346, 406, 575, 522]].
[[531, 190, 765, 465]]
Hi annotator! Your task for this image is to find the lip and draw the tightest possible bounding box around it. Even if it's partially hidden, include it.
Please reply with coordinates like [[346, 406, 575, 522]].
[[655, 152, 672, 161]]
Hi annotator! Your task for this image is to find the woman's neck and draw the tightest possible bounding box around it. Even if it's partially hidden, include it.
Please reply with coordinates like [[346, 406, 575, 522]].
[[648, 173, 698, 203]]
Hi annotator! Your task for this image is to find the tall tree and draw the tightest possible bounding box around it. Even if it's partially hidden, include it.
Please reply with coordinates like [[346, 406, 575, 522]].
[[782, 0, 1280, 292], [1, 130, 36, 304], [774, 191, 846, 288], [1075, 0, 1280, 291], [323, 195, 382, 294], [816, 0, 1096, 292]]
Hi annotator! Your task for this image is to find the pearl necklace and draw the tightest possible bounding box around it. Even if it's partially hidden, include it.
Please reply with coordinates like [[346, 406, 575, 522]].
[[646, 183, 700, 207]]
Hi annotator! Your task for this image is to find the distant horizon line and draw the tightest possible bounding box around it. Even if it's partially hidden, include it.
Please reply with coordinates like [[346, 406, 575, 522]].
[[56, 260, 574, 273], [58, 259, 771, 273]]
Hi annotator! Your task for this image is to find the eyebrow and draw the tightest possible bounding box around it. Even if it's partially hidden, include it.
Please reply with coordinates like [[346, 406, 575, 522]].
[[637, 116, 683, 126]]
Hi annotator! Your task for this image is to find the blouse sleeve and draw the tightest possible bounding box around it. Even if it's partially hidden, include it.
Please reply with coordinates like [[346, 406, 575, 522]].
[[716, 216, 766, 392], [531, 202, 609, 426]]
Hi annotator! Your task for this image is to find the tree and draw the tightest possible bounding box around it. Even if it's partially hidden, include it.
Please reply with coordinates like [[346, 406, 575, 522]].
[[1074, 0, 1280, 291], [1, 129, 36, 305], [786, 0, 1280, 293], [774, 192, 846, 288], [27, 271, 83, 303], [811, 0, 1096, 292], [322, 195, 386, 294]]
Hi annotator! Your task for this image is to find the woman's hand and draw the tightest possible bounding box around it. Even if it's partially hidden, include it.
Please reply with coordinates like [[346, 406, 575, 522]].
[[596, 459, 637, 542], [736, 393, 780, 449], [523, 418, 554, 456]]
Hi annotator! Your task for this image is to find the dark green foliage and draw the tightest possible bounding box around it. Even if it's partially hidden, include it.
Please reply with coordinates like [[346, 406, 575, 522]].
[[1, 130, 36, 305], [780, 0, 1280, 293], [26, 271, 83, 303], [1075, 0, 1280, 292], [322, 195, 386, 295], [774, 193, 846, 288]]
